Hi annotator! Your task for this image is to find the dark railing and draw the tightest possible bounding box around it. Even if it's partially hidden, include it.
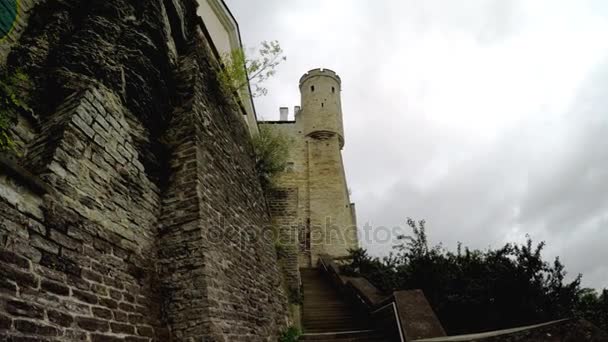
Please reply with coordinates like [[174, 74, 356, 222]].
[[318, 255, 406, 342]]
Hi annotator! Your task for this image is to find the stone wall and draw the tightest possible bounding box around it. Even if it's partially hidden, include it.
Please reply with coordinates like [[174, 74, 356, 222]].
[[268, 187, 301, 300], [0, 0, 288, 340], [157, 31, 288, 340]]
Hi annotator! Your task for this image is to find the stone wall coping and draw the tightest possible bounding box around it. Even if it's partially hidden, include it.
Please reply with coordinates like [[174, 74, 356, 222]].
[[0, 154, 54, 196]]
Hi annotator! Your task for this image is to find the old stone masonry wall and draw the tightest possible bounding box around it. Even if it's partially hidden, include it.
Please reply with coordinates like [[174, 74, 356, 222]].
[[0, 0, 288, 341]]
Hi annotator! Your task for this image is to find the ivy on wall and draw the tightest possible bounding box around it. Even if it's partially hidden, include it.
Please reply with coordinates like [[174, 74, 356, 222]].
[[0, 68, 31, 151], [252, 124, 291, 192]]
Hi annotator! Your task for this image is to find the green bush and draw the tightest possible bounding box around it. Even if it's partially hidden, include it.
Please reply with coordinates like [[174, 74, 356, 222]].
[[341, 218, 608, 335], [0, 69, 31, 151], [278, 326, 300, 342], [252, 125, 291, 191]]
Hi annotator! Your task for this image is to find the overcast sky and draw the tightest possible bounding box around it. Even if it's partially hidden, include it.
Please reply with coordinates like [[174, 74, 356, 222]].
[[225, 0, 608, 290]]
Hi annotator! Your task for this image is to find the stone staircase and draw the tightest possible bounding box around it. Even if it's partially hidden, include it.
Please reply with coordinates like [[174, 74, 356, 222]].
[[300, 268, 388, 341]]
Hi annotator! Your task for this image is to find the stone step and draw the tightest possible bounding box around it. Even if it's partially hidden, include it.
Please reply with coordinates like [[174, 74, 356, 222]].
[[299, 329, 387, 341], [301, 268, 377, 337]]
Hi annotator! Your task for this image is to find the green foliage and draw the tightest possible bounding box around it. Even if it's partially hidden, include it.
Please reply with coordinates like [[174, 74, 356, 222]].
[[342, 218, 607, 334], [219, 40, 286, 98], [575, 288, 608, 332], [252, 125, 291, 191], [287, 287, 303, 305], [274, 241, 288, 259], [278, 326, 300, 342], [0, 69, 30, 151]]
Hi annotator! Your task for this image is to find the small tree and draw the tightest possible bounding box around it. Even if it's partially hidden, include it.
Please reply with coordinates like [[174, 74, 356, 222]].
[[219, 40, 286, 98], [252, 124, 291, 191]]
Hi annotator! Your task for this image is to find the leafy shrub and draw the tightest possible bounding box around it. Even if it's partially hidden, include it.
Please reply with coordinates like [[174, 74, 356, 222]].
[[252, 124, 291, 191], [341, 218, 607, 334], [278, 326, 300, 342]]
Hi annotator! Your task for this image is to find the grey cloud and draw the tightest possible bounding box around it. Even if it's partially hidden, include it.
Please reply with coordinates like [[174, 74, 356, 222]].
[[225, 0, 608, 289]]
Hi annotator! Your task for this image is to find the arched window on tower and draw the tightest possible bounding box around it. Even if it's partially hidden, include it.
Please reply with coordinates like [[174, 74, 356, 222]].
[[332, 86, 335, 93], [311, 85, 315, 92]]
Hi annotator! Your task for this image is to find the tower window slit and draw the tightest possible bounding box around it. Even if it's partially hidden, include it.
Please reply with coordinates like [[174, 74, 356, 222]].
[[311, 85, 315, 92], [332, 86, 335, 93]]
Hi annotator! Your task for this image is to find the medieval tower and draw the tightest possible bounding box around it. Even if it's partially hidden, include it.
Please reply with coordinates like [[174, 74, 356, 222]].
[[262, 68, 359, 270]]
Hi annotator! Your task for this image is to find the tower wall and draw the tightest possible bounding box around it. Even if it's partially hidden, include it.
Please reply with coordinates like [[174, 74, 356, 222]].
[[307, 135, 358, 264], [299, 68, 345, 148], [263, 68, 359, 270]]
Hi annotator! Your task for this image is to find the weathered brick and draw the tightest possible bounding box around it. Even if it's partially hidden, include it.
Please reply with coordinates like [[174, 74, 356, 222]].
[[12, 243, 42, 263], [0, 249, 30, 268], [91, 283, 108, 296], [123, 292, 135, 303], [92, 261, 111, 275], [100, 297, 118, 310], [91, 334, 124, 342], [124, 337, 149, 342], [0, 265, 38, 288], [119, 302, 135, 312], [49, 229, 80, 250], [136, 325, 155, 337], [128, 313, 144, 325], [72, 289, 98, 305], [92, 307, 113, 320], [41, 279, 70, 296], [61, 248, 91, 269], [75, 317, 109, 332], [40, 251, 81, 276], [15, 320, 58, 336], [6, 300, 44, 319], [3, 334, 53, 342], [67, 225, 94, 242], [109, 289, 122, 300], [111, 322, 135, 334], [73, 114, 95, 137], [66, 274, 90, 290], [113, 310, 127, 322], [63, 329, 89, 340], [0, 277, 17, 295], [47, 309, 74, 327], [103, 276, 124, 290], [0, 312, 12, 330], [82, 269, 103, 283], [30, 233, 60, 254]]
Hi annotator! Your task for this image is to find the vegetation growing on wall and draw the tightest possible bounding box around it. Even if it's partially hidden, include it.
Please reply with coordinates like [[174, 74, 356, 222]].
[[252, 124, 291, 191], [0, 69, 30, 151], [341, 218, 608, 335], [219, 40, 286, 98], [278, 326, 300, 342]]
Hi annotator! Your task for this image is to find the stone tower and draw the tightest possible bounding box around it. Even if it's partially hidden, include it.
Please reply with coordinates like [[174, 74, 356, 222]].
[[299, 68, 345, 148], [262, 68, 359, 273]]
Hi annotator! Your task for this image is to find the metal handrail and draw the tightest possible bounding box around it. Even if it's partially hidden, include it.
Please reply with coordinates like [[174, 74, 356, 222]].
[[371, 301, 405, 342]]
